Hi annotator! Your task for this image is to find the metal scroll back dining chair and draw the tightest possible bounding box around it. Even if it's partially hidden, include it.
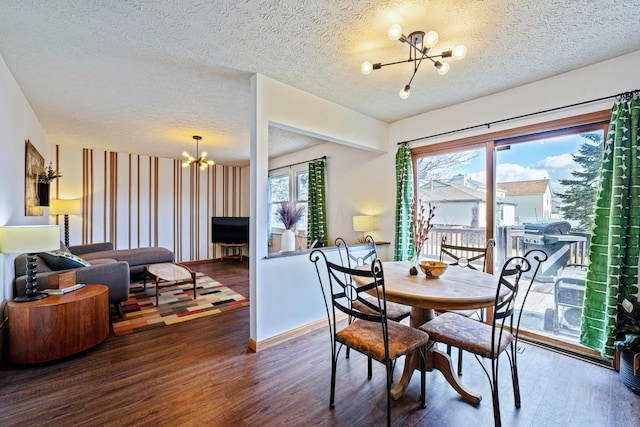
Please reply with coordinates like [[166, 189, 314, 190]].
[[310, 250, 430, 427], [419, 249, 547, 427], [335, 236, 412, 370], [439, 236, 496, 375]]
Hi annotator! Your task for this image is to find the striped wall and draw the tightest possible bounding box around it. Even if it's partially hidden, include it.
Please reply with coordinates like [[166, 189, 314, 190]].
[[53, 145, 247, 262]]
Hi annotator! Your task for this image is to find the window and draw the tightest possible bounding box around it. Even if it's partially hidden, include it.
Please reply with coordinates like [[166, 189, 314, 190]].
[[412, 110, 611, 358], [269, 165, 308, 232]]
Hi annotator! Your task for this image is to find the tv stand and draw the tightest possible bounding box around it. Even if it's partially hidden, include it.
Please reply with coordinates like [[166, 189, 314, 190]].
[[220, 243, 244, 261]]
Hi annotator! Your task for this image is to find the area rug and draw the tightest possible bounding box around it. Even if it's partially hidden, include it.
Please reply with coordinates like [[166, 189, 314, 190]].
[[111, 272, 249, 336]]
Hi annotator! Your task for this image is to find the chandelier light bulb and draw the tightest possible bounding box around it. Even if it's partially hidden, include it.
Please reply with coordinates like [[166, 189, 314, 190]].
[[182, 152, 190, 158], [452, 45, 467, 60], [399, 85, 411, 99], [388, 24, 403, 40], [425, 31, 439, 48], [436, 62, 450, 75], [361, 61, 373, 75]]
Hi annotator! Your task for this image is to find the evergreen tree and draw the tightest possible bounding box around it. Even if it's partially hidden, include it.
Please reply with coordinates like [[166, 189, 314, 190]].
[[556, 133, 603, 231]]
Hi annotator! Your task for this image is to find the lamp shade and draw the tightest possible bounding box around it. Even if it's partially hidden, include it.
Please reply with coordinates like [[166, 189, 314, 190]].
[[0, 225, 60, 254], [353, 215, 375, 232], [50, 199, 82, 215]]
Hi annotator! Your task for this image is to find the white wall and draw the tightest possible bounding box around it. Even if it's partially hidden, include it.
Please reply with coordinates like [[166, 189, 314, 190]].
[[391, 51, 640, 148], [0, 55, 53, 303], [250, 74, 390, 344]]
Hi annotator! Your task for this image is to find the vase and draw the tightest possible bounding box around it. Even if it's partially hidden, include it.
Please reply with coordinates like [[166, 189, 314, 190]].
[[37, 183, 50, 206], [281, 229, 296, 252], [409, 252, 420, 275], [620, 349, 640, 395]]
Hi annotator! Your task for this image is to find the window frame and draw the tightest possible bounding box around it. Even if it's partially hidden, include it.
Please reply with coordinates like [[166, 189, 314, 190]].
[[268, 163, 309, 233], [410, 110, 612, 361], [411, 110, 611, 244]]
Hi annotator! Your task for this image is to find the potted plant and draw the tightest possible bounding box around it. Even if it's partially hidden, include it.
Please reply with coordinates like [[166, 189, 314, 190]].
[[275, 201, 304, 252], [614, 296, 640, 394], [37, 162, 62, 206]]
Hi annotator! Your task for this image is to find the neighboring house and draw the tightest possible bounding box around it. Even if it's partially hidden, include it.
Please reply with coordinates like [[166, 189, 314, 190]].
[[419, 177, 515, 228], [498, 179, 553, 224]]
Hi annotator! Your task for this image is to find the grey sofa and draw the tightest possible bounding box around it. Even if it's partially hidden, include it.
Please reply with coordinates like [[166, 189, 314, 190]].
[[13, 242, 174, 318]]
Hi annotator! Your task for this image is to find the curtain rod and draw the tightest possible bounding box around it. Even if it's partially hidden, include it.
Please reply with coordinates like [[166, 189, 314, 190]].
[[268, 155, 326, 173], [397, 89, 640, 146]]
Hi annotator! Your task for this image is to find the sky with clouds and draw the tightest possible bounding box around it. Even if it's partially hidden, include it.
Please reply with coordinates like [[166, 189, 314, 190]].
[[454, 132, 600, 193]]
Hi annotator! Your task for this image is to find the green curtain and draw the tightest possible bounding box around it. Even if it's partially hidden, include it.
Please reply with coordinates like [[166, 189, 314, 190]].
[[308, 160, 328, 247], [394, 144, 414, 261], [580, 96, 640, 359]]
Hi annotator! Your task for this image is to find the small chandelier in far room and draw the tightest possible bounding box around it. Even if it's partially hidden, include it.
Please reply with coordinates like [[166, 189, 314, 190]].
[[182, 135, 214, 169], [361, 24, 467, 100]]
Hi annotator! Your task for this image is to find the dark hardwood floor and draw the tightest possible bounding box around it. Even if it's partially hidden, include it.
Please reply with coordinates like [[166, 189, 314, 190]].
[[1, 259, 638, 426]]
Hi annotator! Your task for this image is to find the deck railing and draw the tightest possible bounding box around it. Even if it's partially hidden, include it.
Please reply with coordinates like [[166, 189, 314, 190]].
[[421, 226, 589, 271]]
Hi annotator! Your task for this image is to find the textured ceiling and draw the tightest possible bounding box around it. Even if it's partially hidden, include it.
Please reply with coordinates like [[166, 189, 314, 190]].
[[1, 1, 639, 166]]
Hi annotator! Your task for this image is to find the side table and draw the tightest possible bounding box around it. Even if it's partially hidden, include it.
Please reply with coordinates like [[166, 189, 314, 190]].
[[8, 284, 109, 364]]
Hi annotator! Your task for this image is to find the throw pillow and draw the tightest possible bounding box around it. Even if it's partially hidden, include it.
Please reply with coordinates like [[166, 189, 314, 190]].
[[39, 251, 90, 270]]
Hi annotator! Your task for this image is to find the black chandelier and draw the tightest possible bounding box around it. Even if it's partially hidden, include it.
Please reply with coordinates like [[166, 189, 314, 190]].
[[361, 24, 467, 99]]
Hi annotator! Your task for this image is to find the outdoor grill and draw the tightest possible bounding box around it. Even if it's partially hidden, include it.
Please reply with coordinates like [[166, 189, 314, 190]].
[[522, 221, 586, 282]]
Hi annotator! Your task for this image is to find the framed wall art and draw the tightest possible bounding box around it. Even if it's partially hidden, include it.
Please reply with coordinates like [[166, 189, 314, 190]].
[[25, 139, 44, 216]]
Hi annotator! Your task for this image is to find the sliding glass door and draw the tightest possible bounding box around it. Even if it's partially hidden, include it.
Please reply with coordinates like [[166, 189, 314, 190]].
[[494, 130, 603, 347], [412, 112, 610, 355]]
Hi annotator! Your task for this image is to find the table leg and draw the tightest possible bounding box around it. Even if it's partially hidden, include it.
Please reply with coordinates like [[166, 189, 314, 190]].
[[191, 271, 197, 300], [155, 278, 160, 307], [390, 307, 432, 399], [390, 306, 482, 405]]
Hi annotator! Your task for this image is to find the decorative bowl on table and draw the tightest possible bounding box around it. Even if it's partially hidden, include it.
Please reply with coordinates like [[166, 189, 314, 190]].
[[419, 260, 448, 279]]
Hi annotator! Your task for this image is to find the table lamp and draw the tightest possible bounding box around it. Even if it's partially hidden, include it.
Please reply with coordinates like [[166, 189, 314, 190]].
[[0, 225, 60, 302], [353, 215, 375, 243], [50, 199, 82, 246]]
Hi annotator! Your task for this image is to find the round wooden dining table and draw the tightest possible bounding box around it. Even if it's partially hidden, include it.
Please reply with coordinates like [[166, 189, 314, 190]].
[[354, 261, 507, 403]]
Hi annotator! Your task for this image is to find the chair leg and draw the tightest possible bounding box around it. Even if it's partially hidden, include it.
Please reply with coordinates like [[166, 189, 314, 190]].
[[368, 356, 373, 380], [512, 364, 521, 408], [420, 347, 426, 408], [491, 358, 502, 427], [509, 346, 521, 408], [457, 348, 463, 376], [386, 360, 393, 427], [330, 355, 337, 408], [492, 389, 502, 427], [446, 344, 452, 356]]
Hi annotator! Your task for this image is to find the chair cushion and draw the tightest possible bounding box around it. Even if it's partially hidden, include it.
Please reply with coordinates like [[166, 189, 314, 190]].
[[336, 319, 429, 362], [39, 251, 91, 270], [419, 312, 513, 359], [352, 297, 411, 322]]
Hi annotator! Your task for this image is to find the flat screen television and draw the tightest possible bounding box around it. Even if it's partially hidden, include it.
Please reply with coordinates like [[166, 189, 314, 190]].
[[211, 217, 249, 244]]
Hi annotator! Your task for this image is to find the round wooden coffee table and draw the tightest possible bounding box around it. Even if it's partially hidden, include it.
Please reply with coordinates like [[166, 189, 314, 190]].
[[8, 284, 109, 364], [143, 263, 197, 306]]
